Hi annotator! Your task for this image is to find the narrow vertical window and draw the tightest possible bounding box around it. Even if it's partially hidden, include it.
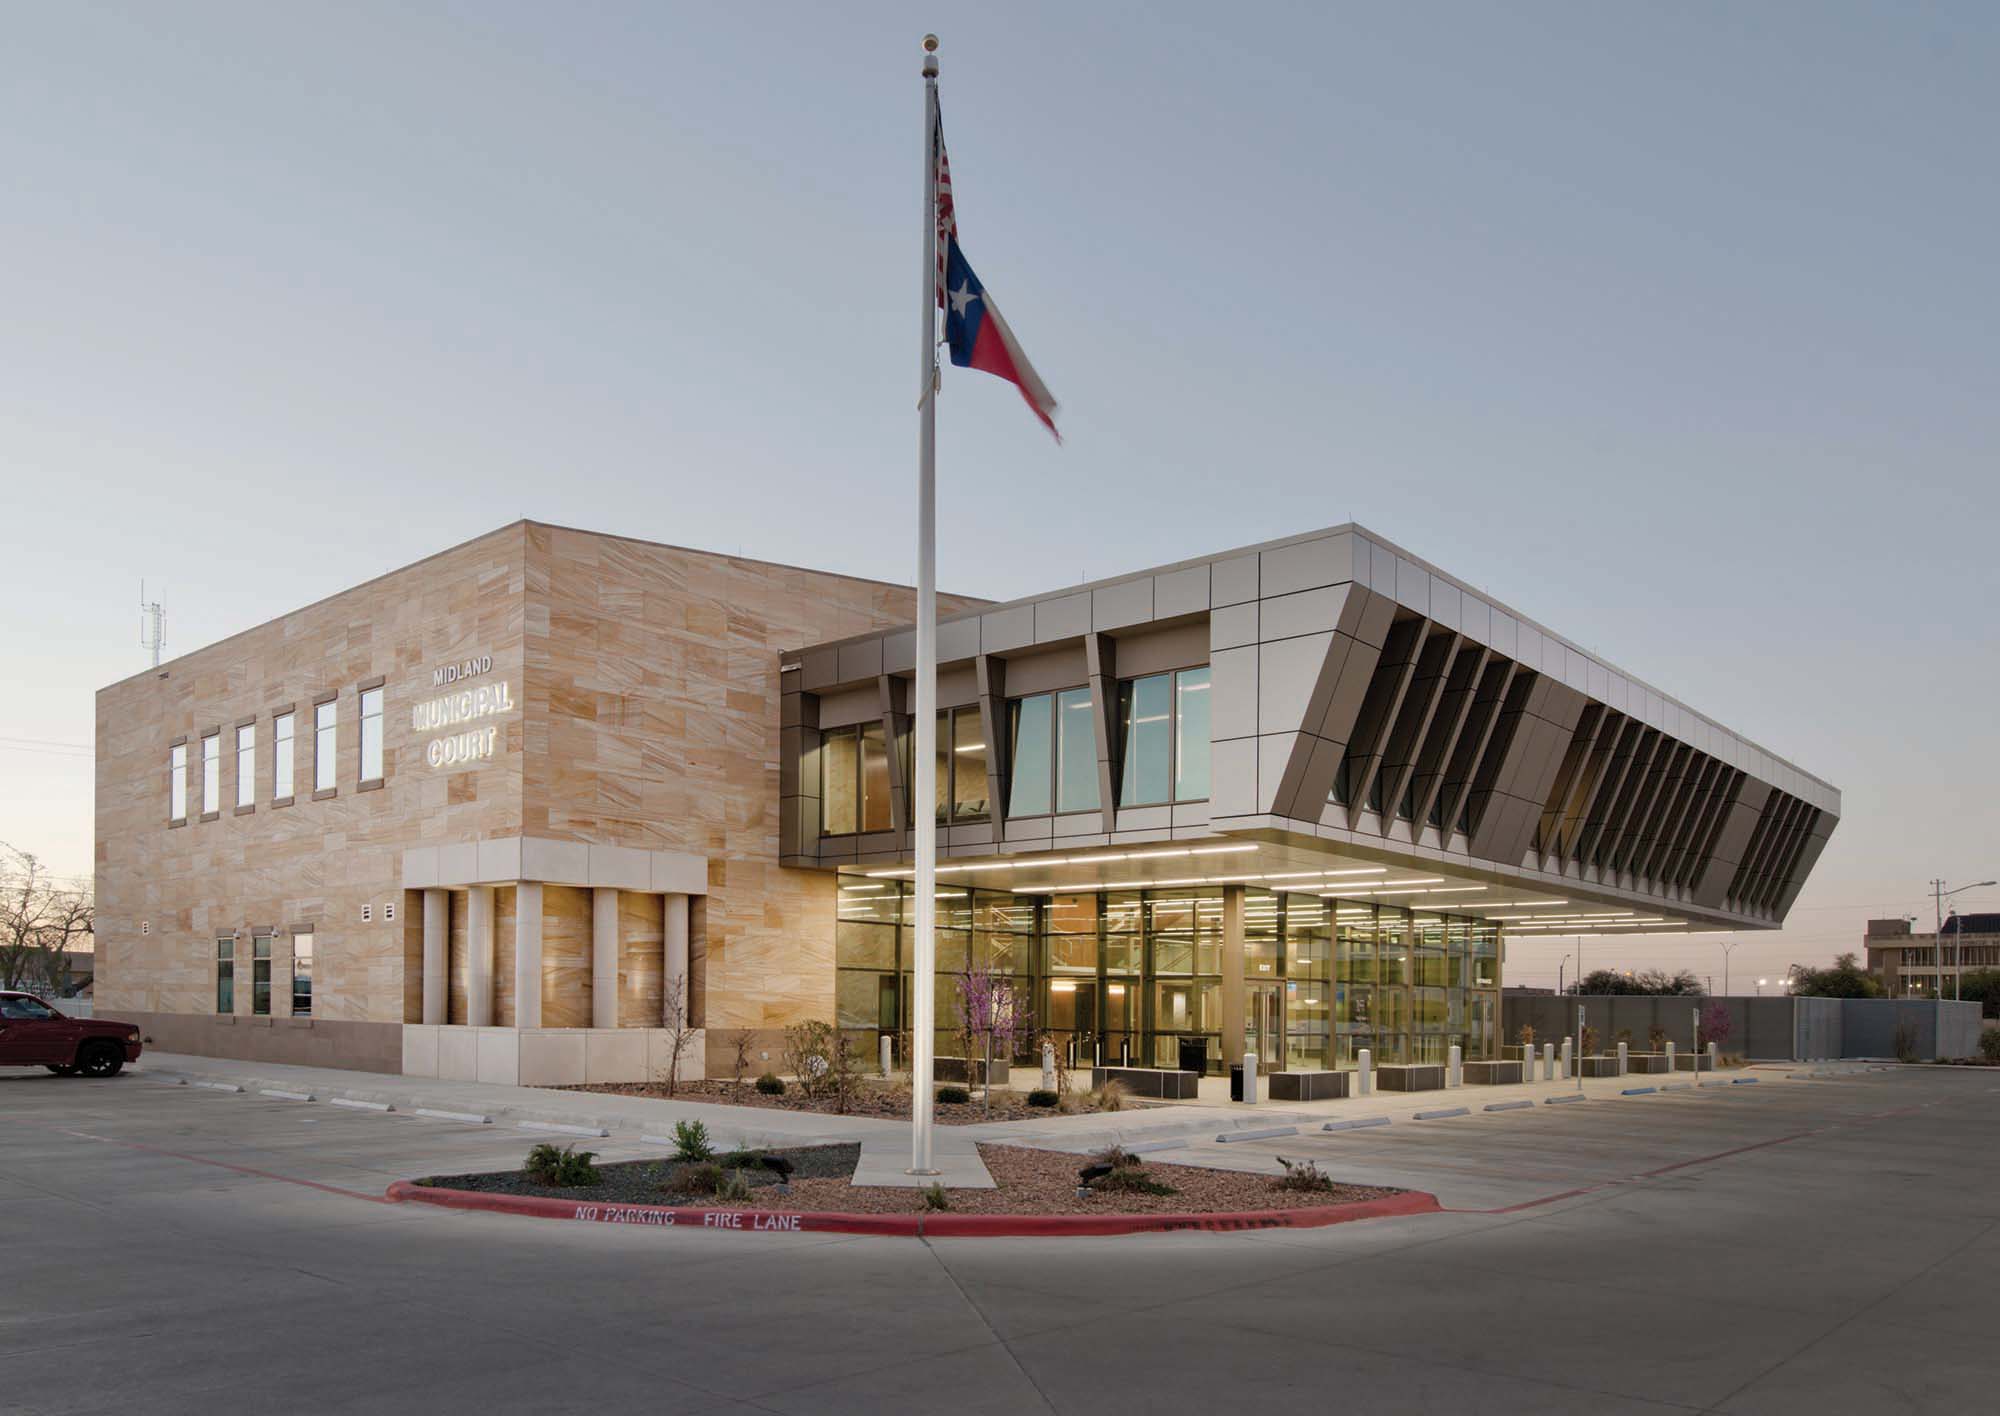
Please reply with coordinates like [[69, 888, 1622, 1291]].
[[200, 733, 220, 815], [1007, 695, 1053, 817], [314, 700, 337, 792], [951, 706, 988, 820], [859, 721, 892, 832], [1055, 687, 1099, 813], [251, 933, 272, 1015], [273, 712, 295, 800], [1117, 673, 1174, 806], [821, 727, 858, 834], [359, 687, 384, 783], [291, 931, 314, 1016], [169, 743, 188, 822], [1174, 666, 1211, 801], [236, 723, 256, 808], [216, 938, 235, 1014]]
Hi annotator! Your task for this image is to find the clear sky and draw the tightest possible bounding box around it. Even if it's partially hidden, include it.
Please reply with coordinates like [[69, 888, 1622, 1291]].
[[4, 2, 1995, 989]]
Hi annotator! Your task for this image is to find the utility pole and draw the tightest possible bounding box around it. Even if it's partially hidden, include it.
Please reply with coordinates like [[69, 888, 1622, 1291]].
[[139, 582, 165, 667], [1931, 878, 1995, 1056]]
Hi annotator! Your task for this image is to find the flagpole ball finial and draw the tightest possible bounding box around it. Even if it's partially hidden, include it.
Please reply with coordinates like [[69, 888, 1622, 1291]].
[[923, 34, 939, 52], [922, 33, 939, 76]]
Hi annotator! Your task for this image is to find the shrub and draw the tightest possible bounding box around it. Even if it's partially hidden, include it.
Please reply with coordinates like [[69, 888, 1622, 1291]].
[[728, 1028, 757, 1090], [719, 1147, 767, 1168], [755, 1072, 785, 1095], [1026, 1088, 1058, 1108], [670, 1119, 714, 1162], [921, 1183, 951, 1212], [1979, 1030, 2000, 1063], [1083, 1144, 1177, 1196], [1089, 1079, 1129, 1113], [782, 1020, 836, 1098], [1271, 1156, 1336, 1194], [1894, 1020, 1919, 1064], [937, 1084, 971, 1105], [525, 1142, 601, 1188], [1581, 1025, 1601, 1057], [716, 1169, 753, 1204], [678, 1162, 724, 1196], [1647, 1025, 1668, 1052], [1517, 1022, 1536, 1049]]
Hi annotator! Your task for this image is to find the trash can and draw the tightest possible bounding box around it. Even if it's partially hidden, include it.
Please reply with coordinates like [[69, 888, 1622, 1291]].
[[1178, 1037, 1208, 1077], [1229, 1064, 1246, 1102]]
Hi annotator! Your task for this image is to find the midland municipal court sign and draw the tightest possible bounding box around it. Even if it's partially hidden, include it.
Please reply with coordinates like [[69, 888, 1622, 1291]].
[[414, 654, 514, 768]]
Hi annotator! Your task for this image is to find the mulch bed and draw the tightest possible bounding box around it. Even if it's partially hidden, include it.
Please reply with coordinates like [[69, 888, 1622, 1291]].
[[563, 1078, 1131, 1125], [417, 1142, 1397, 1216]]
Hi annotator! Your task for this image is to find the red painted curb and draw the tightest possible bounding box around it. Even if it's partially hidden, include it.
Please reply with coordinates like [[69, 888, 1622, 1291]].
[[384, 1180, 1441, 1238]]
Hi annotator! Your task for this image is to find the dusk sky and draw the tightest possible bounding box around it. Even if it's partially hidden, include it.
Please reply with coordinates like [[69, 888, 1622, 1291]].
[[4, 2, 1995, 990]]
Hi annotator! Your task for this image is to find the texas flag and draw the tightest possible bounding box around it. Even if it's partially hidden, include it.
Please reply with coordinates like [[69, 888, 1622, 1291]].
[[934, 112, 1060, 441]]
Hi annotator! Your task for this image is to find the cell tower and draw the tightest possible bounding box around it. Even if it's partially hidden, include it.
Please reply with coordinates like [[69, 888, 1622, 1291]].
[[139, 581, 165, 667]]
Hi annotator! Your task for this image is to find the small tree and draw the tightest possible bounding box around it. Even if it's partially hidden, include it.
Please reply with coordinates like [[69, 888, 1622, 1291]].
[[656, 974, 698, 1096], [1788, 953, 1884, 999], [955, 967, 1030, 1115], [727, 1028, 756, 1091], [781, 1019, 835, 1099], [1647, 1023, 1668, 1053], [1698, 999, 1732, 1052]]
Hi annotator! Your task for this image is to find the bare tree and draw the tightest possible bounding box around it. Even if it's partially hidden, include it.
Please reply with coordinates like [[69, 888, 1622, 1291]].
[[727, 1027, 756, 1091], [656, 974, 698, 1096], [0, 844, 93, 996]]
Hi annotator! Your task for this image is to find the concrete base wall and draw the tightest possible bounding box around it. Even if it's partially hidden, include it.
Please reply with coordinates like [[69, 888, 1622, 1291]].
[[1504, 995, 1983, 1061], [119, 1011, 403, 1074], [400, 1024, 705, 1086]]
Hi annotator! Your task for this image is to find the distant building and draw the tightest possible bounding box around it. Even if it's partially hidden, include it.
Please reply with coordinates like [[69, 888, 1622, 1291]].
[[1866, 915, 2000, 996]]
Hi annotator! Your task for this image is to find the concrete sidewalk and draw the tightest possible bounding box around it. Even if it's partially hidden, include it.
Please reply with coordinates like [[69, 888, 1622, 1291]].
[[133, 1052, 998, 1188]]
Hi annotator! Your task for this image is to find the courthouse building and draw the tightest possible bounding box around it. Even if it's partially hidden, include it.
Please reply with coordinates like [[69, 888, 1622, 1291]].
[[96, 519, 1840, 1082]]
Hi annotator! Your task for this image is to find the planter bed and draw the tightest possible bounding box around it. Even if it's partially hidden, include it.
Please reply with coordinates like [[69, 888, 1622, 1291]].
[[410, 1141, 1405, 1220], [1460, 1060, 1524, 1085], [1578, 1057, 1623, 1078], [1267, 1070, 1349, 1101], [1376, 1064, 1446, 1092], [566, 1078, 1127, 1124], [1090, 1066, 1199, 1100], [1623, 1053, 1671, 1074]]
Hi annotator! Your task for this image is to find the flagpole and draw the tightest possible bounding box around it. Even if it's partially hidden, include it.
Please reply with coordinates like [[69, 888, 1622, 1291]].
[[909, 32, 941, 1178]]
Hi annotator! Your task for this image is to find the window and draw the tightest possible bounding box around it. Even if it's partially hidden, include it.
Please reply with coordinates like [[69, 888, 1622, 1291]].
[[169, 743, 188, 822], [216, 938, 235, 1013], [291, 931, 314, 1016], [235, 724, 256, 808], [1006, 688, 1099, 817], [819, 723, 892, 835], [314, 700, 336, 792], [273, 712, 295, 799], [200, 733, 220, 815], [251, 933, 271, 1015], [1117, 667, 1211, 806], [905, 707, 991, 822], [359, 687, 384, 783], [0, 994, 56, 1020]]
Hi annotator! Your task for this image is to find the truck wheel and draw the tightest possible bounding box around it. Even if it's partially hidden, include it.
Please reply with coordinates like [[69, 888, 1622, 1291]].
[[77, 1043, 124, 1078], [45, 1063, 77, 1076]]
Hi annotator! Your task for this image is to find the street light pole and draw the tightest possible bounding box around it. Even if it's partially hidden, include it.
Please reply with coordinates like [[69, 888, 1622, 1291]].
[[1720, 937, 1742, 997], [1930, 878, 1994, 1058]]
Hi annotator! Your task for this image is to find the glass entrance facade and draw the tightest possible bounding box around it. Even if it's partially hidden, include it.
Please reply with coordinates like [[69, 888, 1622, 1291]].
[[834, 879, 1501, 1073]]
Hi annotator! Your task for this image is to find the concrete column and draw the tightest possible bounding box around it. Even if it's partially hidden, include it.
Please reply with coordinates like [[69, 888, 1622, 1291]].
[[422, 889, 448, 1025], [664, 892, 690, 1026], [466, 886, 494, 1027], [514, 881, 543, 1030], [591, 887, 619, 1030], [1220, 885, 1246, 1072]]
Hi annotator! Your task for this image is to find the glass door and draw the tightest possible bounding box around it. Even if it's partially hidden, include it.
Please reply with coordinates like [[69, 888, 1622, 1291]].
[[1246, 981, 1283, 1070]]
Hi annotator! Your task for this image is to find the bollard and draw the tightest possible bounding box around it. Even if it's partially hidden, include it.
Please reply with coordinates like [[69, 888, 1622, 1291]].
[[1040, 1040, 1056, 1092], [1357, 1047, 1374, 1096], [1560, 1037, 1573, 1080], [1242, 1050, 1259, 1105], [1617, 1041, 1629, 1077], [1708, 1041, 1719, 1072], [880, 1034, 895, 1078], [1447, 1043, 1462, 1088], [1542, 1041, 1555, 1082], [1665, 1041, 1675, 1072]]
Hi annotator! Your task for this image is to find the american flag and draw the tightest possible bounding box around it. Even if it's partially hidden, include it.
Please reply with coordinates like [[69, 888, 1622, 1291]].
[[933, 104, 955, 310]]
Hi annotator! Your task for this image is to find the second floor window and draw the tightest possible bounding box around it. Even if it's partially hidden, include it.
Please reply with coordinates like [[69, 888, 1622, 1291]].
[[908, 706, 990, 822], [1116, 666, 1212, 806], [359, 687, 384, 783], [273, 712, 295, 799], [169, 743, 187, 821], [1007, 687, 1098, 817], [821, 722, 892, 835], [314, 701, 337, 792], [200, 733, 220, 815], [236, 723, 256, 808]]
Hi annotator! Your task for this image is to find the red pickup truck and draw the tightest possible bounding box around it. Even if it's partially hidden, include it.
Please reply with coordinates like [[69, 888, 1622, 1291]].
[[0, 992, 143, 1076]]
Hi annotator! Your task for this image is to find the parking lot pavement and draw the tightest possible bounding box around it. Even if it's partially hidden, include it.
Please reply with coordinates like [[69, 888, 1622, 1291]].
[[5, 1065, 2000, 1415]]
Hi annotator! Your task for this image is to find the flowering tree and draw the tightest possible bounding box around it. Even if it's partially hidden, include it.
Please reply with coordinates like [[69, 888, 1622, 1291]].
[[956, 966, 1031, 1114], [1698, 999, 1733, 1052]]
